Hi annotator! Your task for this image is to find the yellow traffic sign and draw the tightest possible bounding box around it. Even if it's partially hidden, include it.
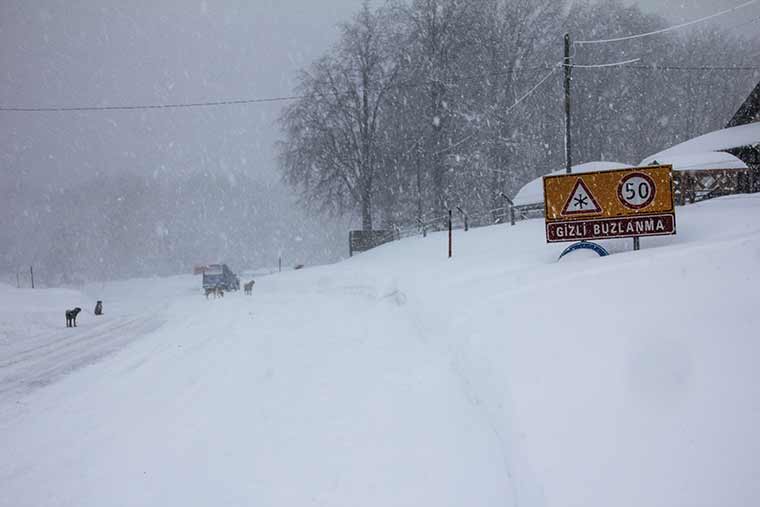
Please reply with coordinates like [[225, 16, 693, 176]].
[[543, 165, 676, 243]]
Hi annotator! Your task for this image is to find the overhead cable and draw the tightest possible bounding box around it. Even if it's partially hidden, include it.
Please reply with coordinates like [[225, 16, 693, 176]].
[[0, 95, 303, 112], [575, 0, 759, 45], [564, 58, 641, 68], [435, 64, 561, 155]]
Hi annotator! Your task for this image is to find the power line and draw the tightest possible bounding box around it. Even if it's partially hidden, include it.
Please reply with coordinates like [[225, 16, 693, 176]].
[[563, 58, 641, 68], [0, 65, 558, 113], [0, 95, 304, 112], [574, 64, 760, 71], [575, 0, 759, 45], [435, 63, 561, 155], [2, 63, 756, 114], [503, 64, 560, 115]]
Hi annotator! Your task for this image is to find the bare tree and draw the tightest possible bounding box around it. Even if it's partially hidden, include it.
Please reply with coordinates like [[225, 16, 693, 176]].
[[276, 0, 759, 233], [278, 4, 401, 230], [395, 0, 485, 219]]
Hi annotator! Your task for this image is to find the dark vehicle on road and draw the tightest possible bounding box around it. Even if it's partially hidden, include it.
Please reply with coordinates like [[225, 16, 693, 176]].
[[202, 264, 240, 291]]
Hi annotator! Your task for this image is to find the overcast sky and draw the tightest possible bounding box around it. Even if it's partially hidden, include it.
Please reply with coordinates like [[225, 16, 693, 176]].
[[1, 0, 758, 188]]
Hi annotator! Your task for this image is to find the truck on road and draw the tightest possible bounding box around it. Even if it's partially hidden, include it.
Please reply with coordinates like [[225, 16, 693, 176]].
[[202, 264, 240, 292]]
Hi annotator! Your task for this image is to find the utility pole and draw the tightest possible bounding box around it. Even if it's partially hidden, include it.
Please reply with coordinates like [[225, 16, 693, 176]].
[[564, 33, 573, 174]]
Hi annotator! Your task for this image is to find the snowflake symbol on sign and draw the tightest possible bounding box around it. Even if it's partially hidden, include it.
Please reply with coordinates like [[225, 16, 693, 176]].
[[560, 178, 602, 216], [573, 195, 589, 209]]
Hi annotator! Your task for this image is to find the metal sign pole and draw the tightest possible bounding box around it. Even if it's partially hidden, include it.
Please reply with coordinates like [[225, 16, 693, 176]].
[[448, 210, 453, 258]]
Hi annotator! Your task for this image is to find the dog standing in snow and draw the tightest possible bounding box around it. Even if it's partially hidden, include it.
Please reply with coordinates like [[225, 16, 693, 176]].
[[65, 307, 82, 327], [244, 280, 255, 295]]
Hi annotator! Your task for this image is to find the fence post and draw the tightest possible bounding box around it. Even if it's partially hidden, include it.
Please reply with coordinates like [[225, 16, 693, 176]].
[[417, 218, 427, 238], [456, 206, 468, 231], [30, 266, 34, 289], [499, 192, 516, 226]]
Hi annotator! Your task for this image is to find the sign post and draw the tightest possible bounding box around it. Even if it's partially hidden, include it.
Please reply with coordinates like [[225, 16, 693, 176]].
[[543, 165, 676, 245], [448, 209, 453, 258]]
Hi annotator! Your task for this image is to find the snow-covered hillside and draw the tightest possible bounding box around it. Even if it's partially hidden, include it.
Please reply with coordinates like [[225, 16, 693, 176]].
[[1, 194, 759, 507]]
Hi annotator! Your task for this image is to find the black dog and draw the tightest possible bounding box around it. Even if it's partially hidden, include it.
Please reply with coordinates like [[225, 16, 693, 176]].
[[65, 307, 82, 328]]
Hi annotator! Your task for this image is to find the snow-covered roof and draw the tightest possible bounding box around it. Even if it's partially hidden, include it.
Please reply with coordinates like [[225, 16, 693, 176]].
[[639, 151, 747, 171], [642, 122, 760, 165], [512, 161, 631, 206]]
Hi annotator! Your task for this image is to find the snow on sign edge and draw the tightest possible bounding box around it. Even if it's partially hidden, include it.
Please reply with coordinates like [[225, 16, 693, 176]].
[[512, 161, 632, 207]]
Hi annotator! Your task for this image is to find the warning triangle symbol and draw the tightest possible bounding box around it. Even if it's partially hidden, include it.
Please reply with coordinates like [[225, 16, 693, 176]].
[[561, 178, 602, 215]]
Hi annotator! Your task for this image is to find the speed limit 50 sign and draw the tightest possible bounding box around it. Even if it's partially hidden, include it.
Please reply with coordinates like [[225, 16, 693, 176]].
[[543, 165, 675, 243]]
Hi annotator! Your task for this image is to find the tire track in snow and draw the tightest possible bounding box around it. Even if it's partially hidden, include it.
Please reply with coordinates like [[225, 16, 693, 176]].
[[0, 314, 165, 402]]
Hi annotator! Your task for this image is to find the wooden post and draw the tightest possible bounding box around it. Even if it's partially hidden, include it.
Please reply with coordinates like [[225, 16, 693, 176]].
[[30, 266, 34, 289], [17, 272, 20, 289], [456, 206, 468, 231], [499, 192, 516, 226], [417, 218, 427, 238], [278, 256, 282, 272], [448, 210, 453, 258]]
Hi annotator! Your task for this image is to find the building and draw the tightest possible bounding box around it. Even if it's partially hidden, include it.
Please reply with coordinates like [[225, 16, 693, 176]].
[[725, 80, 760, 190]]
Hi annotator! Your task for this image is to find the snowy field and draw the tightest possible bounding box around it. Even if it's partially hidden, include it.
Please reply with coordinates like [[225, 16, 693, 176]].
[[1, 194, 759, 507]]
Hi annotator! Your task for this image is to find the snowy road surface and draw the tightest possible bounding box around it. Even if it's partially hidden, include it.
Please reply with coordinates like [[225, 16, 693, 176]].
[[1, 195, 760, 507], [0, 313, 164, 403]]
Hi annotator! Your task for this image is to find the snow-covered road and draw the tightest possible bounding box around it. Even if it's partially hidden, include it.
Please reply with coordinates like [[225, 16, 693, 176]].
[[0, 269, 514, 506], [0, 313, 164, 403]]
